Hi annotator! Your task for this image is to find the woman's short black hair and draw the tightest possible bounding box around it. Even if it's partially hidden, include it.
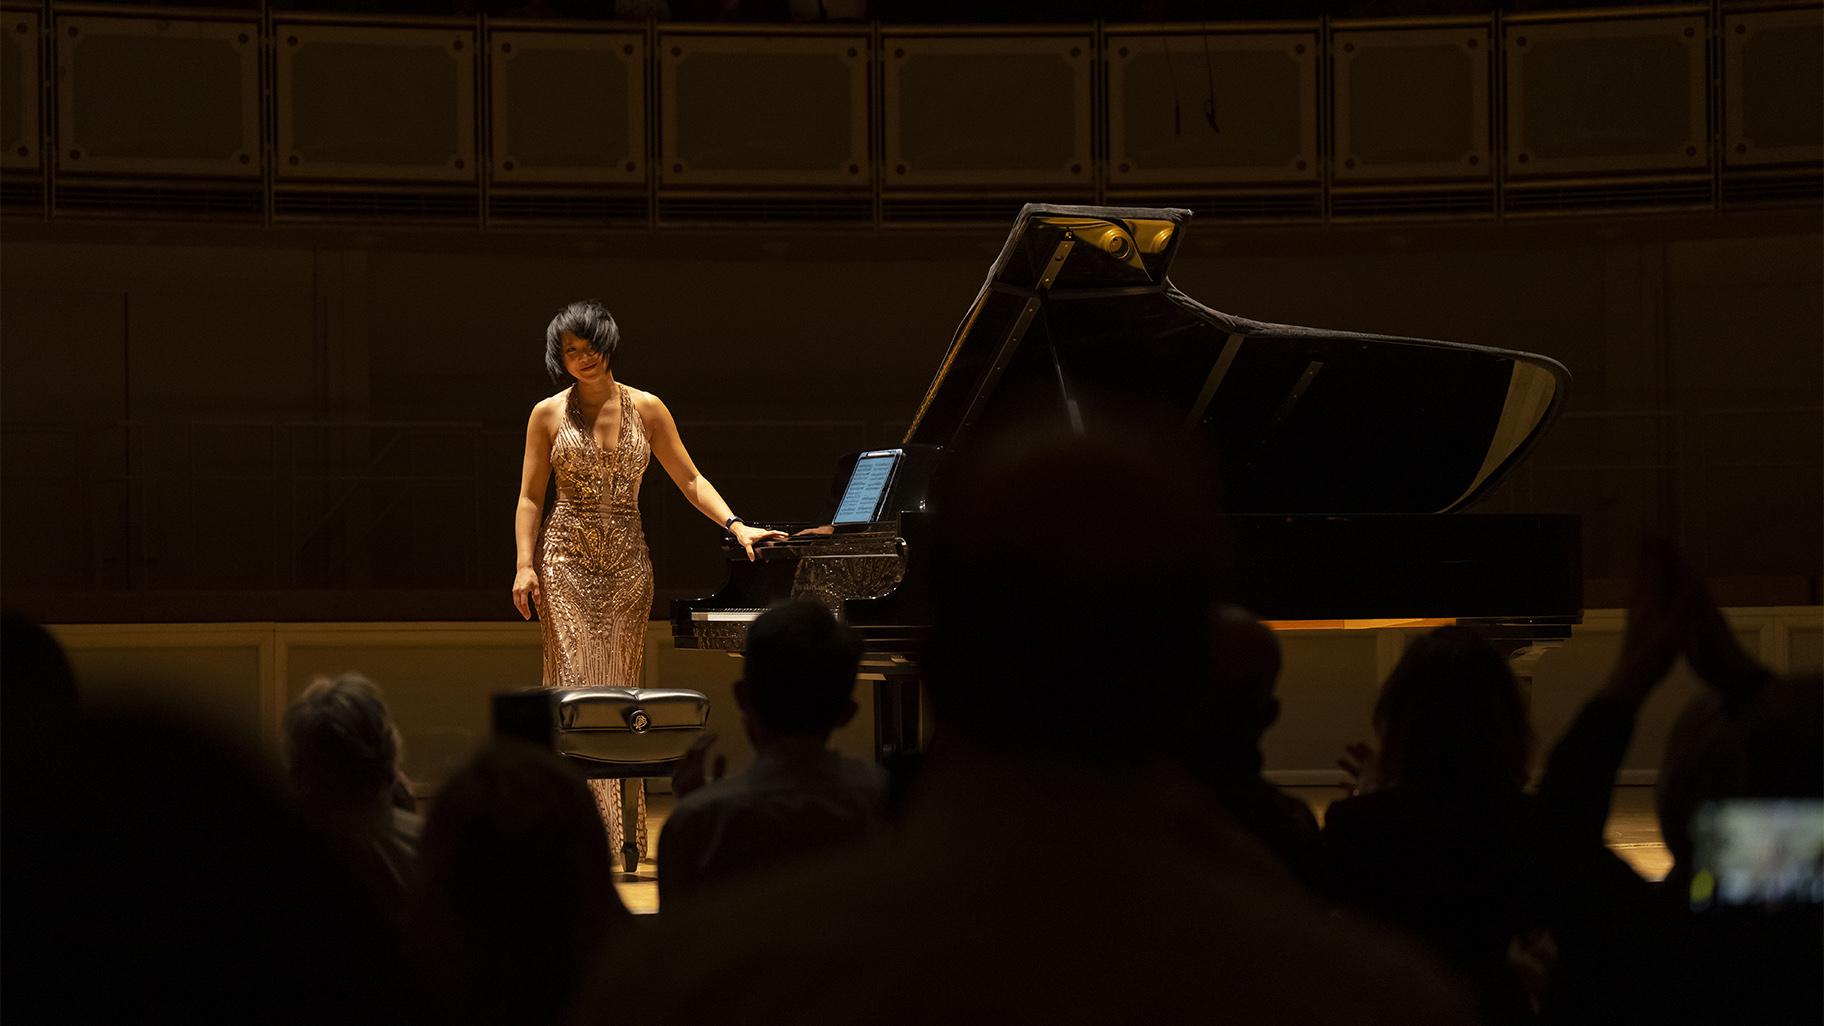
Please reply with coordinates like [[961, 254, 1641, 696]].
[[544, 300, 620, 383]]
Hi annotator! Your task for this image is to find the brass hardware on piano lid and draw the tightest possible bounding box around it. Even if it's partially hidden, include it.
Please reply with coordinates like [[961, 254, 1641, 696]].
[[1034, 215, 1176, 274]]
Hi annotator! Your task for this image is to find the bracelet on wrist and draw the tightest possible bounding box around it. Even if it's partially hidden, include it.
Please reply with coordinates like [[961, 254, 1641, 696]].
[[724, 515, 744, 530]]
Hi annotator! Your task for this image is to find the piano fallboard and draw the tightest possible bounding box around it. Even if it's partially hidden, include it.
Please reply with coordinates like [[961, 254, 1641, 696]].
[[1214, 512, 1581, 624], [671, 510, 1581, 656]]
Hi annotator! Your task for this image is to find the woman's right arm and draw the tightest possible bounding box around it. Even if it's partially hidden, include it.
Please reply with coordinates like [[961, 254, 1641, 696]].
[[513, 402, 552, 620]]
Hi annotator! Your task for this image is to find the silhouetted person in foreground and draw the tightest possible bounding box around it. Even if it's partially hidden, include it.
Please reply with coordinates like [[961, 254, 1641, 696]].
[[1, 612, 81, 846], [1179, 605, 1322, 889], [1551, 541, 1824, 1024], [1527, 540, 1822, 1023], [1654, 670, 1824, 1025], [284, 672, 422, 915], [1, 613, 84, 1019], [1, 612, 79, 772], [1324, 625, 1571, 1024], [11, 706, 403, 1025], [659, 599, 885, 905], [405, 741, 628, 1026], [574, 425, 1475, 1026]]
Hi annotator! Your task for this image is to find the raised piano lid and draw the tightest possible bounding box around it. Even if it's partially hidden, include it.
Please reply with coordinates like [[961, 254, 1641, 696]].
[[902, 204, 1570, 515]]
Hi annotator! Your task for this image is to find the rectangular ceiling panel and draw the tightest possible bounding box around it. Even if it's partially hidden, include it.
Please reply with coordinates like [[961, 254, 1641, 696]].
[[1724, 9, 1823, 167], [1505, 13, 1708, 177], [660, 32, 867, 187], [884, 32, 1092, 188], [1333, 24, 1489, 181], [2, 10, 40, 170], [1107, 29, 1318, 185], [490, 29, 644, 184], [277, 22, 476, 182], [56, 14, 258, 176]]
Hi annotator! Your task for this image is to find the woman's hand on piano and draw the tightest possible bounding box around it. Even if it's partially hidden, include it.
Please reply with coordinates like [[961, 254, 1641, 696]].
[[731, 522, 790, 562], [511, 567, 541, 620]]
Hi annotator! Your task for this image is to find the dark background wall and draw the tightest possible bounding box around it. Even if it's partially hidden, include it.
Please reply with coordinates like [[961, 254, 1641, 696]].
[[3, 209, 1819, 621]]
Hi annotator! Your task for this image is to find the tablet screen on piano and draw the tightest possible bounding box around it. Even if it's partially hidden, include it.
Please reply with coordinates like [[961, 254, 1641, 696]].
[[832, 449, 903, 525]]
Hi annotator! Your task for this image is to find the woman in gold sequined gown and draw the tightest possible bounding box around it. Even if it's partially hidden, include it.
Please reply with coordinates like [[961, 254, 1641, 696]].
[[512, 301, 786, 862]]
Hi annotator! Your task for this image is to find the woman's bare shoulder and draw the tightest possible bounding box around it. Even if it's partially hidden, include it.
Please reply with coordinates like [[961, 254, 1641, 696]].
[[625, 385, 668, 414], [527, 390, 568, 426]]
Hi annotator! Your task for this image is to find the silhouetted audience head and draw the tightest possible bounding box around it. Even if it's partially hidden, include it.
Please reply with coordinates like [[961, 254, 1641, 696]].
[[1208, 605, 1284, 745], [284, 671, 403, 812], [1175, 605, 1324, 888], [15, 707, 402, 1025], [739, 599, 864, 741], [1374, 625, 1530, 798], [1178, 605, 1285, 781], [407, 741, 627, 1026], [1, 612, 80, 787], [926, 425, 1221, 758], [1, 611, 77, 711]]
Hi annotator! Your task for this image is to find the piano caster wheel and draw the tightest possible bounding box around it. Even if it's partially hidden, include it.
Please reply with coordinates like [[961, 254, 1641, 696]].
[[620, 842, 639, 875]]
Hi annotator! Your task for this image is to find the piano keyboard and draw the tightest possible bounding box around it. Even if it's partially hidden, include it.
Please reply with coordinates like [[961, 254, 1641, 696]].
[[690, 609, 767, 623]]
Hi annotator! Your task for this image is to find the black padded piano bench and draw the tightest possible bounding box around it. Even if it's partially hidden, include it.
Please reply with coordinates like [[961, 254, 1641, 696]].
[[493, 687, 711, 874]]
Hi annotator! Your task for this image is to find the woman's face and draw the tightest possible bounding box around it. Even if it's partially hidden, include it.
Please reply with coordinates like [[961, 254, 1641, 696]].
[[560, 331, 608, 383]]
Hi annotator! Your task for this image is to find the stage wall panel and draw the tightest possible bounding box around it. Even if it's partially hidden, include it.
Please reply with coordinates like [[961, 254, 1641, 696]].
[[1256, 631, 1381, 781], [47, 608, 1822, 795], [53, 623, 273, 748], [2, 225, 1818, 615]]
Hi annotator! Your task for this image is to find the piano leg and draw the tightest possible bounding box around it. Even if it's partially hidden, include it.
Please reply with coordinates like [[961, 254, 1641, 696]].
[[619, 778, 641, 875], [1490, 637, 1568, 709], [873, 679, 923, 762]]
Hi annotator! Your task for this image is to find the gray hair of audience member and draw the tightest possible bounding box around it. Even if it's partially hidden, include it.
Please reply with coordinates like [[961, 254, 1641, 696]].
[[283, 672, 402, 807], [742, 599, 864, 736]]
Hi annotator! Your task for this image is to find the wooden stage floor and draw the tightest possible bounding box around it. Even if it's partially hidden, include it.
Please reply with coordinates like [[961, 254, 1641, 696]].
[[610, 785, 1672, 916]]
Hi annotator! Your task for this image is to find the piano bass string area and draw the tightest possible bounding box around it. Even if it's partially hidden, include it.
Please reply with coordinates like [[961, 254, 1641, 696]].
[[674, 204, 1581, 761]]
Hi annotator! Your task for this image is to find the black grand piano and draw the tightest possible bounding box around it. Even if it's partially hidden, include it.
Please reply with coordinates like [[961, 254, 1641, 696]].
[[674, 204, 1581, 759]]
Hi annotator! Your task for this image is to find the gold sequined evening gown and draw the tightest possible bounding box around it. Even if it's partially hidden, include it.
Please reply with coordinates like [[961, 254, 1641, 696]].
[[537, 383, 654, 858]]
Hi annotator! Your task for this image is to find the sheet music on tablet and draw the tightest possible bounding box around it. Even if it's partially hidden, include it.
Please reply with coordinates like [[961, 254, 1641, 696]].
[[832, 449, 903, 525]]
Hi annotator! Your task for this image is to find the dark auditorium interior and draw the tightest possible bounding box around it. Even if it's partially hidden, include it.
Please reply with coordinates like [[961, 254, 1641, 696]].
[[2, 0, 1820, 1023]]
